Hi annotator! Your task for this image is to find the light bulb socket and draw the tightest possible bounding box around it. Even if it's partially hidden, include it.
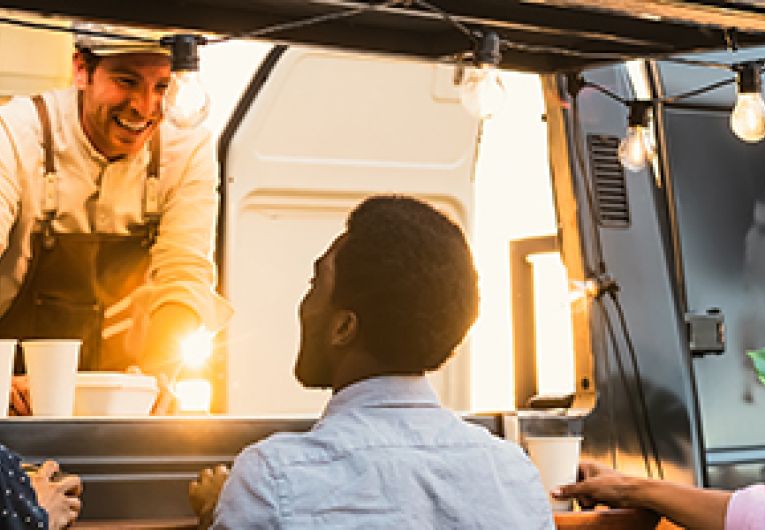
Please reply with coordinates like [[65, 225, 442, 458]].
[[584, 273, 620, 299], [474, 31, 501, 67], [627, 100, 652, 127], [160, 34, 207, 72], [735, 62, 762, 94]]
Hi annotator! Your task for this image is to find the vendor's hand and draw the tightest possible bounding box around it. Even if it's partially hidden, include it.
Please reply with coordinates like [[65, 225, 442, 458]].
[[552, 461, 636, 509], [189, 464, 229, 530], [10, 375, 31, 416], [126, 366, 176, 415], [151, 373, 177, 415], [29, 460, 82, 530]]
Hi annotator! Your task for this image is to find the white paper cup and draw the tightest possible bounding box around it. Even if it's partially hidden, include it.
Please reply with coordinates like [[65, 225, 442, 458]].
[[0, 340, 16, 417], [22, 340, 80, 417], [525, 435, 582, 511]]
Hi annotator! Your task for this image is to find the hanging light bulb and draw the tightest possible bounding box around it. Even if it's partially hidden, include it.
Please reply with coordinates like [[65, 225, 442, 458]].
[[456, 31, 509, 119], [618, 100, 656, 172], [730, 62, 765, 143], [458, 66, 508, 119], [161, 34, 210, 128]]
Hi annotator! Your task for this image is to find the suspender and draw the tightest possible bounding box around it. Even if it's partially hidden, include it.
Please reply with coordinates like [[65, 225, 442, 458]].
[[32, 96, 57, 249], [31, 94, 161, 248], [143, 133, 161, 247]]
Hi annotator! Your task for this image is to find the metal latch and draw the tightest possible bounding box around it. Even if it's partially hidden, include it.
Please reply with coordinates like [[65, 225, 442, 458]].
[[685, 308, 725, 357]]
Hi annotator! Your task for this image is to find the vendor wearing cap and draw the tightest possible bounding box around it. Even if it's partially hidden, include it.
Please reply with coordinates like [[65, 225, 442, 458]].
[[0, 25, 232, 414]]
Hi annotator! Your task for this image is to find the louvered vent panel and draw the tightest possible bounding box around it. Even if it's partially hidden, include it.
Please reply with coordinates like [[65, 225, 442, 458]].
[[587, 134, 630, 228]]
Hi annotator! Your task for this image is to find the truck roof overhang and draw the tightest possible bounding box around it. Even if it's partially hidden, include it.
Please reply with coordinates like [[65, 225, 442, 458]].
[[4, 0, 765, 72]]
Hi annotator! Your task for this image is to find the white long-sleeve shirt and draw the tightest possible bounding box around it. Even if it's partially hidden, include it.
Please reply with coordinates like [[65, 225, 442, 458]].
[[0, 87, 232, 339]]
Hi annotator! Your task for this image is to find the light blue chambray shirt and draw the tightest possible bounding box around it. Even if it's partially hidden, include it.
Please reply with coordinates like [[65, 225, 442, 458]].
[[213, 375, 554, 529]]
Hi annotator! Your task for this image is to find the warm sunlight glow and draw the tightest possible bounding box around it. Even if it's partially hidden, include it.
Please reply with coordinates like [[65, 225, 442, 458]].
[[181, 328, 215, 369], [174, 379, 212, 413], [528, 253, 576, 396], [470, 72, 557, 412], [199, 41, 272, 137]]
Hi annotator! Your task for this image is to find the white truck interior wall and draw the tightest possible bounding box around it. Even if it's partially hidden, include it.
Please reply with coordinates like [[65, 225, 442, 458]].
[[0, 15, 72, 96], [224, 48, 479, 415]]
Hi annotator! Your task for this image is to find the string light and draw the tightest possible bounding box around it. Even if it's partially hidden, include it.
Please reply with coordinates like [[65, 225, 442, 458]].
[[730, 62, 765, 143], [160, 34, 211, 129], [0, 8, 763, 149], [618, 101, 656, 172], [455, 31, 509, 119]]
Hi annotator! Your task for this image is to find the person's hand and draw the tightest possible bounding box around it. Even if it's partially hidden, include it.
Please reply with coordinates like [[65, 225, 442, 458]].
[[29, 460, 82, 530], [10, 375, 31, 416], [126, 366, 176, 415], [189, 465, 229, 529], [552, 461, 637, 509], [151, 373, 177, 415]]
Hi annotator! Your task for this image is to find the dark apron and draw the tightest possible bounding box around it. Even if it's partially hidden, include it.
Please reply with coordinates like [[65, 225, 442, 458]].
[[0, 95, 161, 372]]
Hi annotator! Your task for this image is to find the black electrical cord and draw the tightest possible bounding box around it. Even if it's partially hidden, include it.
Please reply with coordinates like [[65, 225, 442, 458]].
[[582, 80, 629, 106], [410, 0, 477, 44], [499, 40, 632, 62], [607, 290, 664, 479], [663, 56, 738, 70], [596, 296, 654, 478], [662, 77, 736, 105], [1, 3, 765, 83], [209, 0, 403, 43], [570, 78, 664, 479]]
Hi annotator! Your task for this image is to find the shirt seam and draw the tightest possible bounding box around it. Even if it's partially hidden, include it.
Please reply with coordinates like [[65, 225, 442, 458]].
[[275, 438, 504, 469]]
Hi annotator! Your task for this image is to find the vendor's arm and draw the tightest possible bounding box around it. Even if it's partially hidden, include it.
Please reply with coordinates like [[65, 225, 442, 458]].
[[129, 125, 232, 370], [0, 114, 21, 256], [553, 461, 732, 530]]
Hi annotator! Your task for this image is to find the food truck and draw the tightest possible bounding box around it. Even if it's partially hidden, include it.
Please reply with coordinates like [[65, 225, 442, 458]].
[[0, 1, 765, 527]]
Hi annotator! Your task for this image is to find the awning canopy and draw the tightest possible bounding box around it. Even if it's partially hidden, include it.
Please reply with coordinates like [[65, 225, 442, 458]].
[[3, 0, 765, 72]]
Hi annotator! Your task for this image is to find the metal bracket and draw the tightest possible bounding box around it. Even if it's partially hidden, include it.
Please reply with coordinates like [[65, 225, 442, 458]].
[[686, 308, 725, 357]]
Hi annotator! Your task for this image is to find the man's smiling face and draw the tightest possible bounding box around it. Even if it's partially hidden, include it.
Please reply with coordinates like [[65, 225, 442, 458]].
[[75, 52, 171, 160]]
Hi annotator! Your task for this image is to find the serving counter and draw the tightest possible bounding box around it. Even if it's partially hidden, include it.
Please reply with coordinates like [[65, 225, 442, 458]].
[[0, 416, 683, 529], [0, 414, 500, 521]]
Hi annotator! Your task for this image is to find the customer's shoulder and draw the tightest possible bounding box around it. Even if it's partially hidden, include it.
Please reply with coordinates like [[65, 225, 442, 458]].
[[235, 429, 331, 469]]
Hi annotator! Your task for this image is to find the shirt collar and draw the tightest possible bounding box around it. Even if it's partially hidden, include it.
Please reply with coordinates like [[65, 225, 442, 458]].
[[322, 375, 440, 419]]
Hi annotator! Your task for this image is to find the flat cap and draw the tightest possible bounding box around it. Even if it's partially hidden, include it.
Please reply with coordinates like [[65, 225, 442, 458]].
[[74, 22, 170, 56]]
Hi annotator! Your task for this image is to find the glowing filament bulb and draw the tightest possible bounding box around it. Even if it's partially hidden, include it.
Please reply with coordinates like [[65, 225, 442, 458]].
[[730, 63, 765, 143], [618, 100, 655, 172], [731, 92, 765, 143], [166, 70, 210, 128], [618, 125, 656, 172], [459, 66, 508, 119]]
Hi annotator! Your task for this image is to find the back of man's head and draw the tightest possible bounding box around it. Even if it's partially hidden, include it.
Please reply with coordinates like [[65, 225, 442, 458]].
[[332, 196, 479, 373]]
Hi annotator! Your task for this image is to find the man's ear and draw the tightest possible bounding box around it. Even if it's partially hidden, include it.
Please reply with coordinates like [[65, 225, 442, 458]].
[[330, 310, 358, 347], [72, 52, 89, 89]]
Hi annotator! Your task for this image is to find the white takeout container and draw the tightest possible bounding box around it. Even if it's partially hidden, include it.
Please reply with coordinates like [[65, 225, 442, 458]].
[[74, 372, 158, 416]]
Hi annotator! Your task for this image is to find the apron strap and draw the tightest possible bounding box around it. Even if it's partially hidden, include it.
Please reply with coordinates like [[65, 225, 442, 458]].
[[33, 95, 162, 248], [31, 95, 57, 250], [142, 129, 161, 247]]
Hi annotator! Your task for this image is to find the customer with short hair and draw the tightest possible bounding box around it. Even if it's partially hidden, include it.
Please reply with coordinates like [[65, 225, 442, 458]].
[[191, 195, 554, 529]]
